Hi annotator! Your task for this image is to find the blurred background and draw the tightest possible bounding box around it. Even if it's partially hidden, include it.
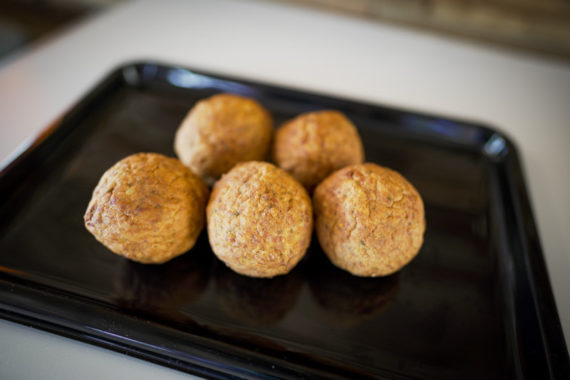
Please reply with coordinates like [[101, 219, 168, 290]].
[[1, 0, 570, 65]]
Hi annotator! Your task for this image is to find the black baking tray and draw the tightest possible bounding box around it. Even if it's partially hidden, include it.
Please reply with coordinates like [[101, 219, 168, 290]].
[[0, 62, 568, 379]]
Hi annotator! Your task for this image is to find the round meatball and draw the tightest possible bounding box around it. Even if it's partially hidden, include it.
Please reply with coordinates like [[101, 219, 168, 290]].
[[207, 161, 312, 278], [174, 93, 273, 184], [84, 153, 209, 264], [313, 163, 425, 277], [272, 110, 364, 192]]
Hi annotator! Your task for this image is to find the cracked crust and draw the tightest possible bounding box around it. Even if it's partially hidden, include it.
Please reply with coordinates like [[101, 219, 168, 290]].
[[272, 110, 364, 192], [174, 93, 273, 184], [207, 161, 312, 278], [84, 153, 209, 264], [313, 163, 425, 276]]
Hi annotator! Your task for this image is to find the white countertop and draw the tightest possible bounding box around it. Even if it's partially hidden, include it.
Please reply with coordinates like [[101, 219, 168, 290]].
[[1, 0, 569, 377]]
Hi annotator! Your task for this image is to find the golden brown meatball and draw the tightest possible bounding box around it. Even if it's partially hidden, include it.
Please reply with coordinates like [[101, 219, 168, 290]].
[[272, 110, 364, 192], [174, 93, 273, 184], [207, 161, 312, 278], [313, 163, 425, 277], [84, 153, 209, 264]]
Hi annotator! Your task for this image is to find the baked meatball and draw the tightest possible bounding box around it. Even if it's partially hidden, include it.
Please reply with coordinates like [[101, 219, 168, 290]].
[[272, 110, 364, 192], [84, 153, 209, 264], [313, 163, 425, 277], [207, 161, 312, 278], [174, 93, 273, 184]]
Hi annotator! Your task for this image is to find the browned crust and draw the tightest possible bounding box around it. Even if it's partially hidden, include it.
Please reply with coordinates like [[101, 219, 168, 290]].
[[313, 163, 425, 276], [84, 153, 209, 264], [207, 161, 313, 278], [272, 110, 364, 192], [174, 93, 273, 184]]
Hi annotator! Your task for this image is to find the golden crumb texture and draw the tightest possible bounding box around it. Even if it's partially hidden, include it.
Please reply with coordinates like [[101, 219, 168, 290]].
[[207, 161, 313, 278], [272, 110, 364, 192], [84, 153, 209, 264], [313, 163, 425, 277], [174, 93, 273, 184]]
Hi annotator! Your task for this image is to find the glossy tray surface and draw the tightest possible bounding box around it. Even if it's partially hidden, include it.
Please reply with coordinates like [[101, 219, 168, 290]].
[[0, 63, 567, 379]]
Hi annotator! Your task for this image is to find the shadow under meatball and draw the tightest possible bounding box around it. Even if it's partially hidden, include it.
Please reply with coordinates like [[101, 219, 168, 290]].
[[214, 260, 303, 326], [114, 239, 211, 319], [307, 251, 400, 326]]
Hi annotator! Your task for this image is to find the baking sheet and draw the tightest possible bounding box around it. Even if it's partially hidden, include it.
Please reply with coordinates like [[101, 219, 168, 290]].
[[0, 62, 567, 379]]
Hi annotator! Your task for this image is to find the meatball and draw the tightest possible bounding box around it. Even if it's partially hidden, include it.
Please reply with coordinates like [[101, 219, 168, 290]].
[[207, 161, 312, 278], [313, 163, 425, 277], [272, 110, 364, 192], [84, 153, 209, 264], [174, 93, 273, 184]]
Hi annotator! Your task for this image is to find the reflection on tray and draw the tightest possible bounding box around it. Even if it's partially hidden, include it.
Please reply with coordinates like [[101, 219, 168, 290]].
[[307, 251, 399, 326], [113, 246, 211, 316], [214, 261, 303, 326], [113, 240, 400, 328]]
